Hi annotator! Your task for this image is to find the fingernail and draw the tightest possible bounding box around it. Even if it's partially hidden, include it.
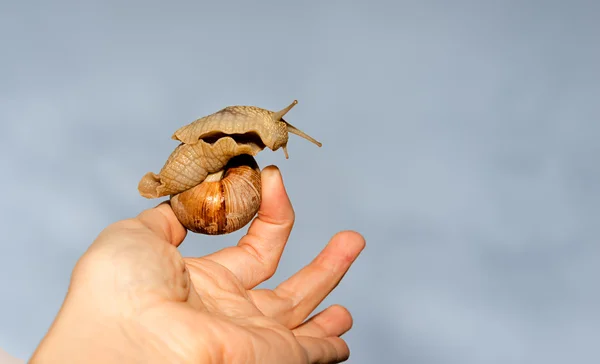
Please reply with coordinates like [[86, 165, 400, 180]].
[[262, 165, 281, 178]]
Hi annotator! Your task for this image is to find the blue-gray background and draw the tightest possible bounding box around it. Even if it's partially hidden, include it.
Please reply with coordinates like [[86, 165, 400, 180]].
[[1, 0, 599, 362]]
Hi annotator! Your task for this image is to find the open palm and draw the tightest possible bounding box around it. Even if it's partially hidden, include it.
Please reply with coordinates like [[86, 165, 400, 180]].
[[44, 166, 365, 364]]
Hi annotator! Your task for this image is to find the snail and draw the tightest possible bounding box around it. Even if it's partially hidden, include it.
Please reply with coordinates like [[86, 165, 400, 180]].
[[137, 100, 322, 235]]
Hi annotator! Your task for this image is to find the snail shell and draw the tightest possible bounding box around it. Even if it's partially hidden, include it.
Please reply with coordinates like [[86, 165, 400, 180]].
[[137, 100, 321, 235]]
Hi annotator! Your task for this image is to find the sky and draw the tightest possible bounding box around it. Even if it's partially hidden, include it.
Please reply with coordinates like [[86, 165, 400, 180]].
[[1, 0, 599, 362]]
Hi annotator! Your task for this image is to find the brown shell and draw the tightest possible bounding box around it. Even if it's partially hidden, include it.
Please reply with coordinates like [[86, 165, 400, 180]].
[[170, 155, 261, 235]]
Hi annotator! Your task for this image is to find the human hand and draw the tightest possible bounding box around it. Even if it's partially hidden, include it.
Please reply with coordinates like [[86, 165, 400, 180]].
[[31, 166, 365, 363]]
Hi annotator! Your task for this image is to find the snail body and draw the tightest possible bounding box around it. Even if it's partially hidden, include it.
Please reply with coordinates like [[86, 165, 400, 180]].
[[138, 100, 321, 235]]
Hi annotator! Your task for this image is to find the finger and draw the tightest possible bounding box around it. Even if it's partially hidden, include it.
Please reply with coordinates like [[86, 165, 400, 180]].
[[135, 201, 188, 247], [293, 305, 353, 338], [296, 336, 350, 364], [254, 231, 365, 328], [203, 165, 295, 289]]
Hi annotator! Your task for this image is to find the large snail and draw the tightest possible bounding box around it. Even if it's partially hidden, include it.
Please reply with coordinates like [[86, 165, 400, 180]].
[[137, 100, 322, 235]]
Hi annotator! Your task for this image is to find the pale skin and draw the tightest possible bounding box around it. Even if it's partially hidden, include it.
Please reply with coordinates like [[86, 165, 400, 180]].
[[30, 166, 366, 363]]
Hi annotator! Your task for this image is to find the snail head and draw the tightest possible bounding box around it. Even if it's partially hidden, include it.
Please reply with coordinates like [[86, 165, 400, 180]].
[[271, 100, 323, 159]]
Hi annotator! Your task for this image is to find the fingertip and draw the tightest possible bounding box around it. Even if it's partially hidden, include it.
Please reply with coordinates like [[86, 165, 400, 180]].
[[331, 230, 366, 253], [323, 304, 353, 337], [338, 337, 351, 361], [137, 201, 188, 247], [330, 304, 353, 331], [297, 336, 350, 363], [261, 164, 280, 174], [261, 165, 284, 189], [256, 165, 295, 225], [154, 202, 189, 246]]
